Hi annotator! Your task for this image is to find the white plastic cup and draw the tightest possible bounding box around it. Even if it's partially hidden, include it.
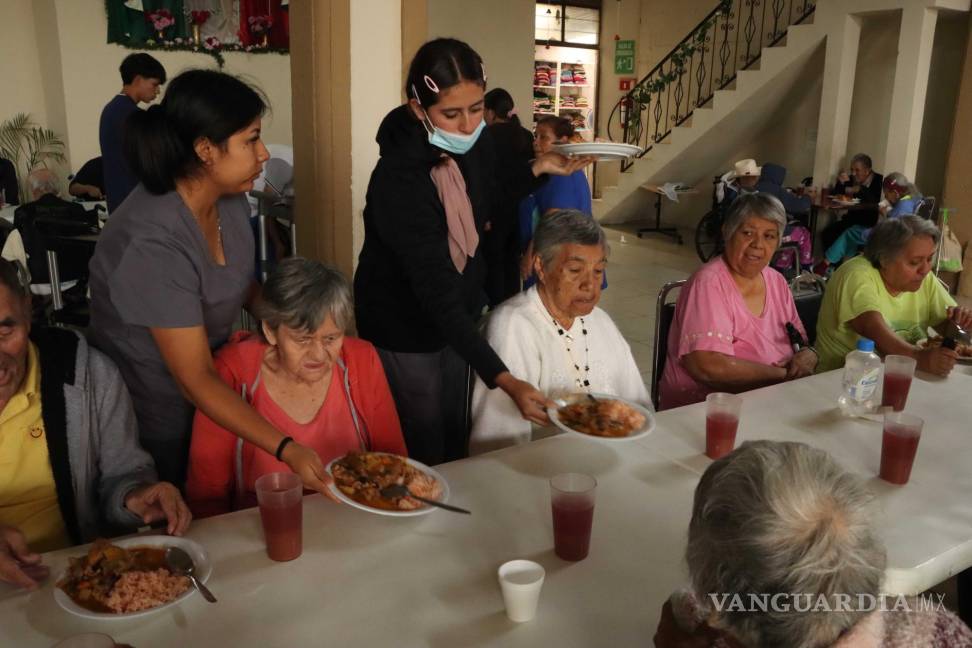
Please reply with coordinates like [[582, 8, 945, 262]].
[[497, 559, 545, 622]]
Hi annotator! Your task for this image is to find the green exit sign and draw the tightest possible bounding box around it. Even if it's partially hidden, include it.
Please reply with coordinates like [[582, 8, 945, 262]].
[[615, 40, 635, 75]]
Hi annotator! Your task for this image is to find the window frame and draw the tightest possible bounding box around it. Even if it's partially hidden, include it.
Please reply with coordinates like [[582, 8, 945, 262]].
[[535, 1, 601, 50]]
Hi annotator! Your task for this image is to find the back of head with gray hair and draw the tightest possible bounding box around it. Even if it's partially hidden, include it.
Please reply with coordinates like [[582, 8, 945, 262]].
[[687, 440, 886, 648], [256, 257, 354, 334], [533, 209, 608, 271], [27, 168, 59, 199], [722, 192, 787, 241], [884, 171, 918, 197], [864, 215, 940, 269]]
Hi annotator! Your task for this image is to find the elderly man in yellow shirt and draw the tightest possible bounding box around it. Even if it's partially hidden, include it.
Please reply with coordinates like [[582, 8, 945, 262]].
[[0, 260, 191, 590]]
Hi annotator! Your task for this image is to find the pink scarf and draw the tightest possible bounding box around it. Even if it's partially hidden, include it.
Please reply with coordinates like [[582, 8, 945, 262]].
[[429, 156, 478, 273]]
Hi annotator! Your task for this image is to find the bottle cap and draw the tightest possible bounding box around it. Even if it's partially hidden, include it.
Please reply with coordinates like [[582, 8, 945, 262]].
[[856, 338, 875, 352]]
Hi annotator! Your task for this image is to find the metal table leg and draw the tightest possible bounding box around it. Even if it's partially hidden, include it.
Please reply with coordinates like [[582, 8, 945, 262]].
[[636, 193, 683, 244]]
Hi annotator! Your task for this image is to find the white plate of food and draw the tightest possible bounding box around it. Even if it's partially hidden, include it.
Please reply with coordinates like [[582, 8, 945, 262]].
[[55, 536, 211, 620], [547, 393, 656, 442], [829, 196, 861, 207], [552, 142, 643, 162], [917, 336, 972, 364], [326, 451, 451, 517]]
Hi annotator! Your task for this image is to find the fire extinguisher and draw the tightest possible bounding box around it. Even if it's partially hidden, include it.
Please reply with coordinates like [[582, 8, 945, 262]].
[[620, 96, 633, 127]]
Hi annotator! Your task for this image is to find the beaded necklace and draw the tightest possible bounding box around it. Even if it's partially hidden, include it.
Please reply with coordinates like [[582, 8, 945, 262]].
[[549, 314, 591, 391]]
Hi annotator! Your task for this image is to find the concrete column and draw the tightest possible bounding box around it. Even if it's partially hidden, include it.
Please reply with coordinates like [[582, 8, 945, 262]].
[[289, 0, 402, 277], [883, 5, 938, 179], [811, 9, 862, 188]]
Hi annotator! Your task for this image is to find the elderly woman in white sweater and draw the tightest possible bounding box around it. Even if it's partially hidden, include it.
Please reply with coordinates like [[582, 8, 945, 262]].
[[470, 209, 649, 454]]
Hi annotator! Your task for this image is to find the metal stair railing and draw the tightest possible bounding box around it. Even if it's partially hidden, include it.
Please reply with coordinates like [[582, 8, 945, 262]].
[[607, 0, 817, 172]]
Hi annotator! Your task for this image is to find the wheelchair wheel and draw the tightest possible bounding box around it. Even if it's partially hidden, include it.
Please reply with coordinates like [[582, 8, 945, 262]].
[[695, 209, 723, 262]]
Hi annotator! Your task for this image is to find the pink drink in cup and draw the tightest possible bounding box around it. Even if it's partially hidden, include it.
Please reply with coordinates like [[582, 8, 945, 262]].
[[881, 355, 916, 412], [550, 473, 596, 561], [255, 472, 303, 561], [879, 412, 923, 485], [705, 393, 742, 460]]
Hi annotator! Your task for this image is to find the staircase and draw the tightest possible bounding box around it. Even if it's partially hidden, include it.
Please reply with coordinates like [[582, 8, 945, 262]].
[[596, 0, 824, 224]]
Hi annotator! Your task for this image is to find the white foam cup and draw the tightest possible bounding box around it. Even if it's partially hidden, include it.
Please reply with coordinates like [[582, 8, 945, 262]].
[[497, 559, 545, 622]]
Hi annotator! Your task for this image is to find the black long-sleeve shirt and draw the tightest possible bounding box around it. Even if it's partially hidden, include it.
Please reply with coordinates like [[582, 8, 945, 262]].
[[834, 171, 883, 227], [354, 106, 543, 387]]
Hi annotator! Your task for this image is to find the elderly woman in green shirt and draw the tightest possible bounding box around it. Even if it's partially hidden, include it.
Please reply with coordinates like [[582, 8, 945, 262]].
[[816, 216, 972, 376]]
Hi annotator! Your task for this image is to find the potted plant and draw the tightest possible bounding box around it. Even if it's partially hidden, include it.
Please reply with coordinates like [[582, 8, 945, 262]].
[[0, 113, 67, 203]]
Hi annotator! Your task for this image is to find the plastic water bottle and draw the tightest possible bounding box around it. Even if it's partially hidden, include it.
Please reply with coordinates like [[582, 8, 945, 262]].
[[838, 338, 883, 416]]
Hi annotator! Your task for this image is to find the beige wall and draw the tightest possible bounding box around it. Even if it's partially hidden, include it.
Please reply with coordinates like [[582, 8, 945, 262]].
[[0, 0, 48, 127], [915, 11, 969, 201], [351, 0, 402, 263], [426, 0, 534, 129], [845, 11, 900, 174], [1, 0, 292, 174], [943, 13, 972, 248]]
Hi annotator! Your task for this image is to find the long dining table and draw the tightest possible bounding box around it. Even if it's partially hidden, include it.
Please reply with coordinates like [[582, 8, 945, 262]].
[[2, 367, 971, 646]]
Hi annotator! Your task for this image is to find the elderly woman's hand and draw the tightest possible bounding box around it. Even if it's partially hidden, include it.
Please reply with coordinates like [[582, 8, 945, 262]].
[[124, 482, 192, 536], [495, 372, 554, 426], [948, 306, 972, 331], [775, 348, 817, 380], [281, 442, 341, 502], [916, 346, 957, 377], [531, 152, 597, 178]]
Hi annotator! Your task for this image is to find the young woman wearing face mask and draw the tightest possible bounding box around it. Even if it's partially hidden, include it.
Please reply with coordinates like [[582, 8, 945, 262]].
[[353, 38, 593, 465]]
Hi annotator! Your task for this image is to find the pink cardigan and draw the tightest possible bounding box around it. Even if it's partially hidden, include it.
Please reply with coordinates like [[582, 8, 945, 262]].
[[186, 332, 406, 517]]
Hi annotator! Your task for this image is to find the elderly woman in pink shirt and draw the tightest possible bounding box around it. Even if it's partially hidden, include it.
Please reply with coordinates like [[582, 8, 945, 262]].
[[659, 193, 817, 410]]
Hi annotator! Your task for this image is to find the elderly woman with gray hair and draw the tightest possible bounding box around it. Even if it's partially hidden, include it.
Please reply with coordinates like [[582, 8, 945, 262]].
[[816, 216, 972, 375], [653, 440, 972, 647], [186, 258, 406, 517], [659, 193, 816, 410], [469, 209, 649, 454]]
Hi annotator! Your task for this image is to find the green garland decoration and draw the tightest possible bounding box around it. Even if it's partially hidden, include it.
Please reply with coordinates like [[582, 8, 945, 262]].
[[110, 37, 289, 69]]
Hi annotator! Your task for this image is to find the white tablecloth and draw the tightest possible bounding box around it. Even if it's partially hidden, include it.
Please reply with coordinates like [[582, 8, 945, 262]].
[[1, 369, 970, 645], [637, 368, 972, 596], [0, 435, 698, 647]]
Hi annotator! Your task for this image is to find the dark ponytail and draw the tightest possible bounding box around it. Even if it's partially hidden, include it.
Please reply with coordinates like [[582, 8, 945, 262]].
[[484, 88, 521, 127], [406, 38, 485, 109], [123, 69, 267, 194]]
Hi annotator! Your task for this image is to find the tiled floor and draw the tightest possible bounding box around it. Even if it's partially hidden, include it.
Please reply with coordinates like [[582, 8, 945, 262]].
[[598, 224, 701, 390]]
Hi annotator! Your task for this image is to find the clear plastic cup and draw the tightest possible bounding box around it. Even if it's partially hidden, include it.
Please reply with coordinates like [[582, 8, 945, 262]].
[[705, 393, 742, 459], [880, 412, 924, 485], [497, 560, 545, 622], [550, 473, 596, 561], [255, 472, 303, 561], [881, 355, 917, 412]]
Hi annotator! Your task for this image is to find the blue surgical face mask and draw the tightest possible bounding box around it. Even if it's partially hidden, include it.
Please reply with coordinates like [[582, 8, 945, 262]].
[[421, 111, 485, 155]]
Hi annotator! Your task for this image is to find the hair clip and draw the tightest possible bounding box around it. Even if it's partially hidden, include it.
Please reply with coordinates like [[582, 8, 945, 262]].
[[481, 63, 487, 81], [423, 75, 440, 93]]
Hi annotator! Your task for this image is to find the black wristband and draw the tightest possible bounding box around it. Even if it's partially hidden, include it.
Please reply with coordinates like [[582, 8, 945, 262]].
[[275, 436, 294, 462]]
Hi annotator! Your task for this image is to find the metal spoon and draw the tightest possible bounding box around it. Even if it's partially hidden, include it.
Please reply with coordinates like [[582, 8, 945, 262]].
[[165, 546, 217, 603], [379, 484, 471, 515]]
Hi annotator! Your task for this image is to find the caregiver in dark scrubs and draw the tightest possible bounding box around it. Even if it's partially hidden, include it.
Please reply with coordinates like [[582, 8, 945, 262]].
[[89, 70, 329, 492]]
